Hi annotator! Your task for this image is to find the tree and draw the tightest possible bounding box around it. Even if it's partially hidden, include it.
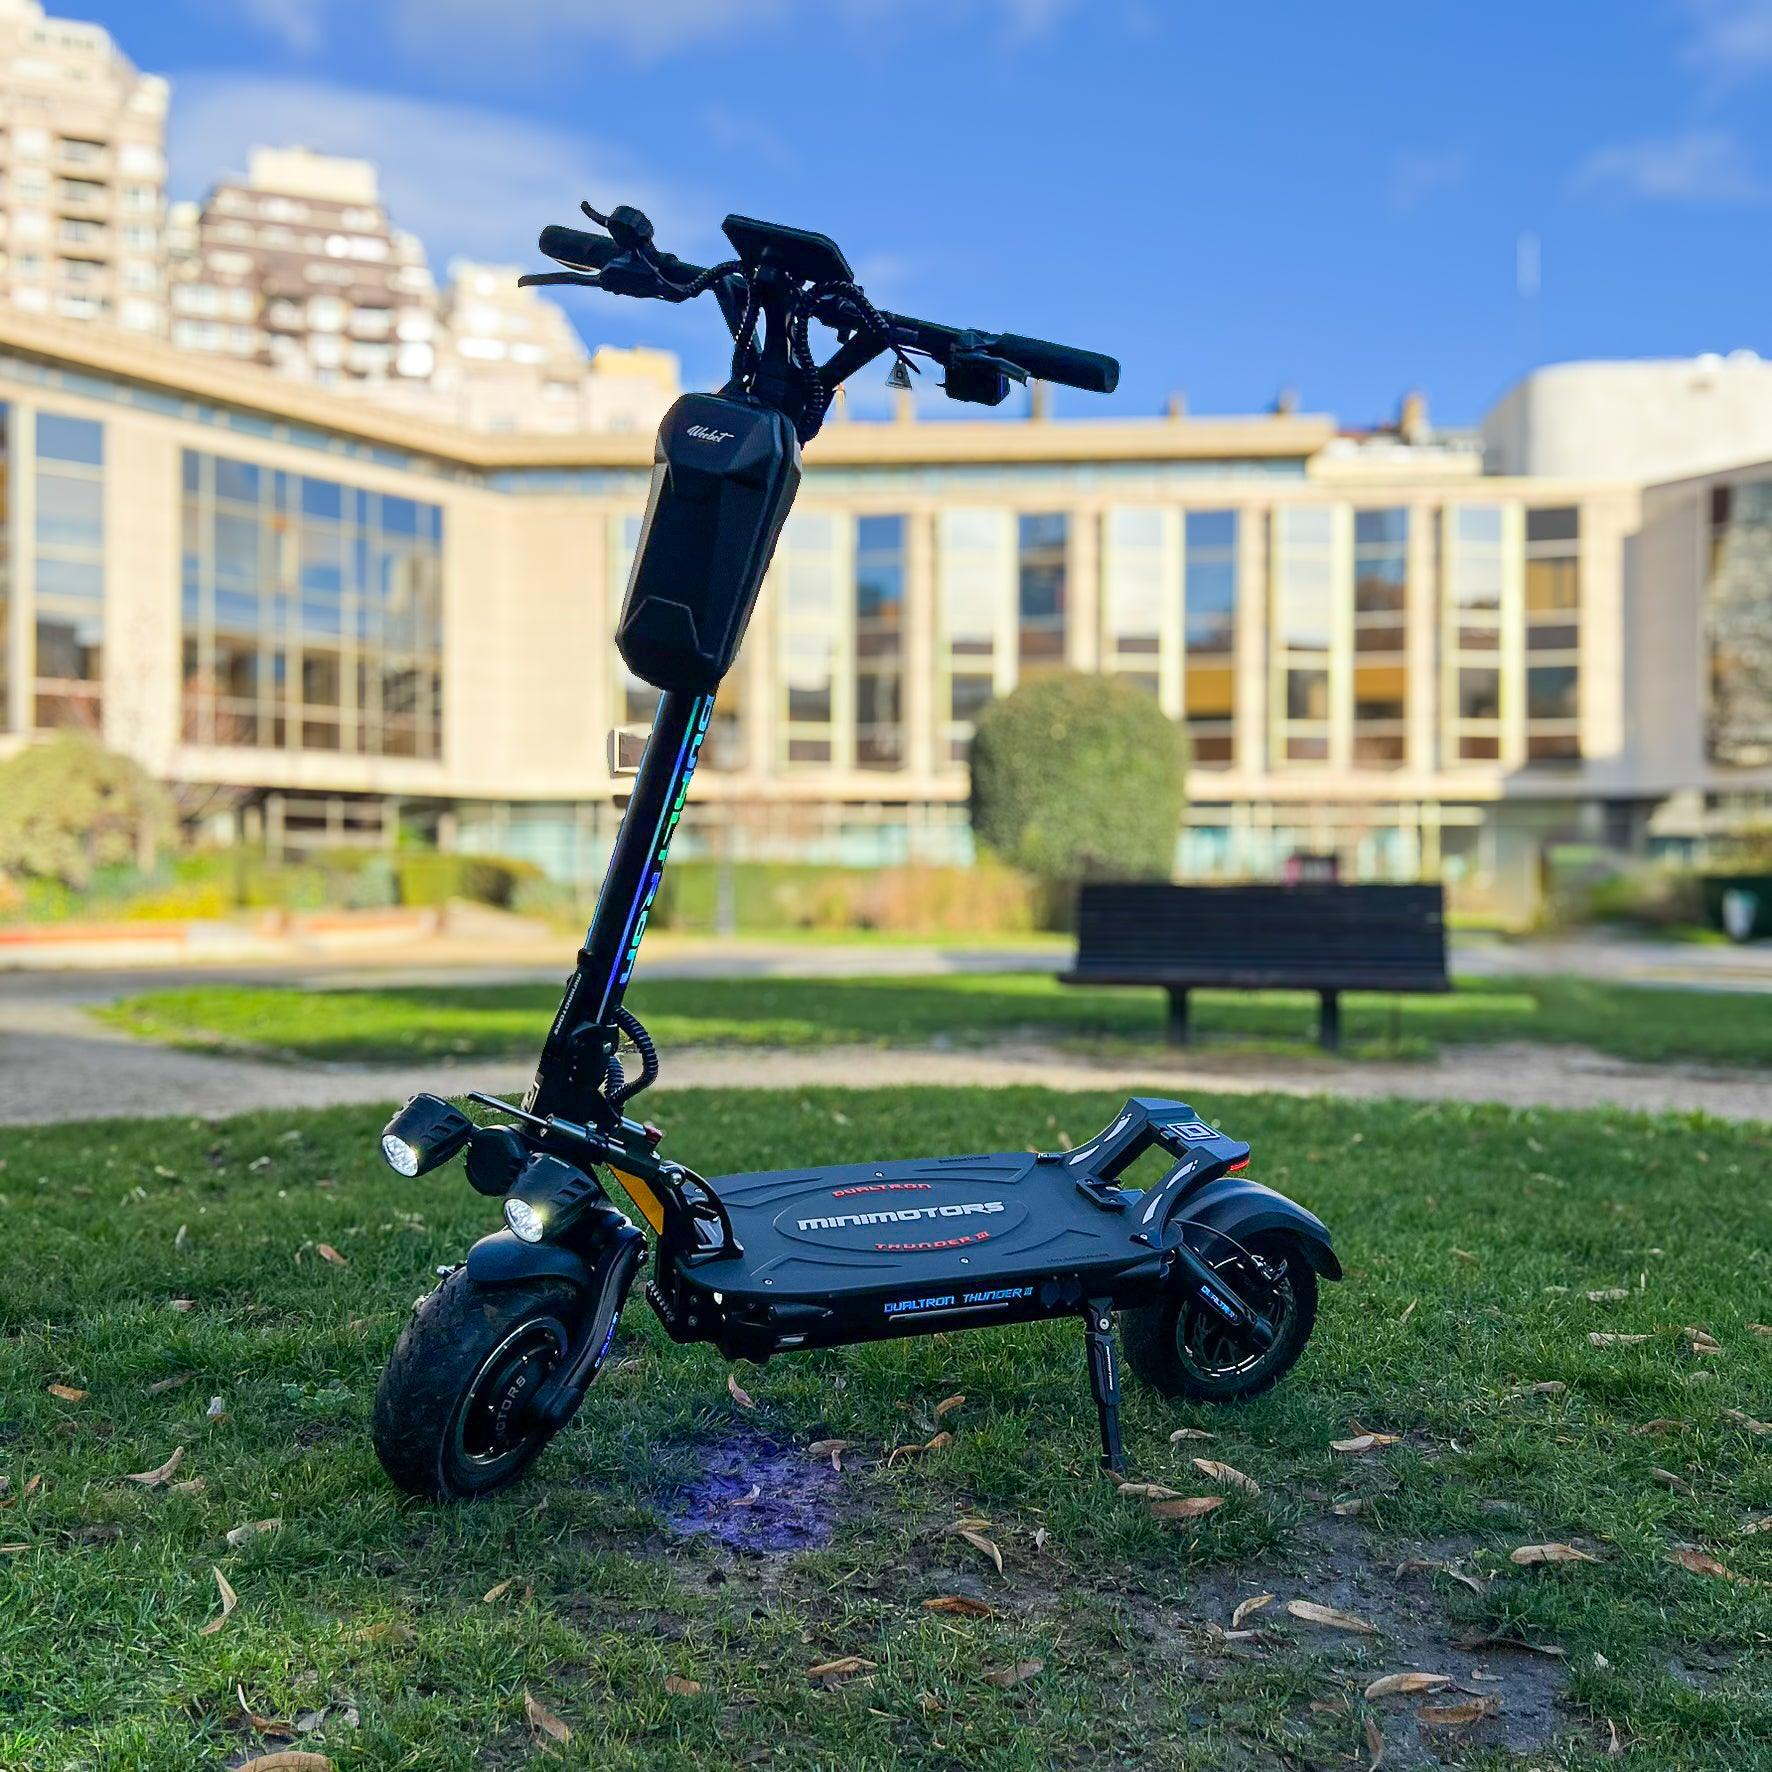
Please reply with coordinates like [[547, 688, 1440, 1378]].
[[969, 672, 1188, 889], [0, 734, 174, 890]]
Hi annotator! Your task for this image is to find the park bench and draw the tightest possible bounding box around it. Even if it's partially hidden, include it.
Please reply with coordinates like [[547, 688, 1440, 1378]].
[[1059, 881, 1449, 1049]]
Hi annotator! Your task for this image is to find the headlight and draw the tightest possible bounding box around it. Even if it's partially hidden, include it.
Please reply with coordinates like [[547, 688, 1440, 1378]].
[[504, 1197, 546, 1243], [381, 1134, 421, 1177], [378, 1094, 475, 1177]]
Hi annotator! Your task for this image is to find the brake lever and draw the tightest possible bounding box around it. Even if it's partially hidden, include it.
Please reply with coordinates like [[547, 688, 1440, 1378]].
[[519, 271, 602, 289]]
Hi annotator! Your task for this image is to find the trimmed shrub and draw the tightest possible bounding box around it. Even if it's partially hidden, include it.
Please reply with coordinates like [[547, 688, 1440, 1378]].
[[0, 735, 173, 891], [969, 672, 1188, 890]]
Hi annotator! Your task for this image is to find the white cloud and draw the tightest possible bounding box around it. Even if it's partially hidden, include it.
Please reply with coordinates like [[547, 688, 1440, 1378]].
[[234, 0, 327, 55], [168, 76, 710, 267], [386, 0, 1079, 68], [1387, 149, 1469, 214], [1568, 128, 1768, 203], [703, 107, 798, 175], [1679, 0, 1772, 87]]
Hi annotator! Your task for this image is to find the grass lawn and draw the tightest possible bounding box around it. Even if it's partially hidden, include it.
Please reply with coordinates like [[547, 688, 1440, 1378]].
[[2, 1087, 1770, 1769], [99, 970, 1772, 1070]]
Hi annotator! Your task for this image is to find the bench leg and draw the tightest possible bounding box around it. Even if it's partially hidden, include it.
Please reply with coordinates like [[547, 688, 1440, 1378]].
[[1318, 989, 1342, 1051], [1165, 986, 1190, 1046]]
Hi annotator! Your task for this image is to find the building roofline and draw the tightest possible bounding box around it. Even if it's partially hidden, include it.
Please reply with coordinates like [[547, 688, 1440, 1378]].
[[0, 307, 1341, 470]]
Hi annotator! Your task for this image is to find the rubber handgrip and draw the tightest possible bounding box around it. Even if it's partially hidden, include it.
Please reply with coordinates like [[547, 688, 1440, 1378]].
[[539, 224, 620, 271], [992, 333, 1120, 393]]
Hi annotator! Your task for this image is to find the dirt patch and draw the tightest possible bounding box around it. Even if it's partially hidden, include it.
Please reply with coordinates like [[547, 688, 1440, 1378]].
[[662, 1426, 849, 1553]]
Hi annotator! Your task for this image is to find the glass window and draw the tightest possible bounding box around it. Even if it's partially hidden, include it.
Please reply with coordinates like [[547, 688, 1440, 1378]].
[[855, 514, 905, 770], [776, 511, 846, 769], [1525, 507, 1581, 766], [1272, 506, 1336, 765], [1184, 509, 1237, 765], [1016, 512, 1067, 675], [1705, 483, 1772, 766], [33, 412, 105, 730], [1445, 503, 1509, 766], [938, 508, 1010, 763], [180, 448, 443, 757], [0, 404, 8, 731], [1353, 508, 1407, 766]]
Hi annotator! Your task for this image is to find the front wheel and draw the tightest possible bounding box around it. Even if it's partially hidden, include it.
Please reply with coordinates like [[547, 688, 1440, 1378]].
[[373, 1271, 581, 1501], [1124, 1230, 1318, 1405]]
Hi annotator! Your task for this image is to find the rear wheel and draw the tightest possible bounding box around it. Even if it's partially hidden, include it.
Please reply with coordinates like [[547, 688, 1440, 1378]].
[[373, 1270, 581, 1501], [1124, 1230, 1318, 1404]]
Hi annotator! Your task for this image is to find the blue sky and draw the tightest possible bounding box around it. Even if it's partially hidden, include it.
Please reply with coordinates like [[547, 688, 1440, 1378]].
[[84, 0, 1772, 425]]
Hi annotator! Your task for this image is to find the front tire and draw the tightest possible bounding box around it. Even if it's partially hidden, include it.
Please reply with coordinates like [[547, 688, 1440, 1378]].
[[1124, 1230, 1318, 1405], [373, 1271, 581, 1501]]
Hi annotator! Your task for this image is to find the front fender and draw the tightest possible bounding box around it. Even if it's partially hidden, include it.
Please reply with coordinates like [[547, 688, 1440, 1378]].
[[465, 1229, 598, 1290], [1175, 1176, 1342, 1282]]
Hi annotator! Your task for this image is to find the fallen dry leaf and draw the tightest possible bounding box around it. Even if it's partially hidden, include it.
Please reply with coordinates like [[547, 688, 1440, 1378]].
[[1149, 1495, 1224, 1522], [1451, 1248, 1478, 1265], [1332, 1498, 1369, 1517], [1169, 1427, 1215, 1442], [235, 1756, 334, 1771], [1514, 1380, 1567, 1398], [315, 1244, 348, 1268], [727, 1373, 754, 1410], [1668, 1546, 1751, 1582], [234, 1682, 294, 1735], [959, 1528, 1003, 1573], [1741, 1517, 1772, 1536], [46, 1384, 87, 1403], [1286, 1600, 1377, 1634], [1418, 1697, 1499, 1727], [1651, 1467, 1695, 1496], [1365, 1672, 1452, 1699], [933, 1394, 965, 1419], [524, 1689, 572, 1746], [1193, 1458, 1260, 1496], [1586, 1288, 1630, 1302], [807, 1655, 876, 1685], [728, 1484, 762, 1508], [147, 1373, 194, 1396], [1331, 1433, 1399, 1454], [1588, 1332, 1649, 1347], [1230, 1593, 1274, 1628], [923, 1595, 994, 1617], [663, 1674, 702, 1696], [225, 1517, 281, 1549], [808, 1439, 853, 1472], [1455, 1633, 1565, 1658], [1, 1543, 31, 1555], [169, 1299, 196, 1312], [1751, 1324, 1772, 1337], [1113, 1480, 1184, 1501], [1396, 1557, 1485, 1595], [482, 1576, 531, 1604], [1364, 1713, 1385, 1770], [1722, 1409, 1771, 1436], [1510, 1542, 1600, 1566], [983, 1658, 1043, 1687], [1634, 1418, 1688, 1435], [888, 1432, 953, 1465], [199, 1564, 238, 1636], [1396, 1299, 1417, 1326], [1683, 1326, 1723, 1356], [124, 1447, 185, 1488]]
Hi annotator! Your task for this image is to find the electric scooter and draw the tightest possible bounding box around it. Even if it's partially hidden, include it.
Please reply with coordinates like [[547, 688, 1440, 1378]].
[[370, 203, 1341, 1501]]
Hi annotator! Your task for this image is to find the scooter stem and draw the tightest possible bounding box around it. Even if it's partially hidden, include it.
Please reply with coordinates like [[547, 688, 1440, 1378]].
[[526, 688, 714, 1123]]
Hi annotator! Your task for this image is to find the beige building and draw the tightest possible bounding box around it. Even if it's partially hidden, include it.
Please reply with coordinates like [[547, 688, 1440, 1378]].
[[0, 303, 1765, 917], [165, 147, 437, 389], [0, 0, 167, 335]]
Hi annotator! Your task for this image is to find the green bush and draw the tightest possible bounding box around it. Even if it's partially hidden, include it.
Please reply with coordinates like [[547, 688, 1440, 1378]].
[[969, 672, 1187, 891], [393, 851, 544, 909], [1542, 846, 1705, 931], [0, 734, 173, 891]]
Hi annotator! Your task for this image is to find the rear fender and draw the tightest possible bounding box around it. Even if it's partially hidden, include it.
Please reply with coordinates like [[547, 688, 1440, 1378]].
[[1173, 1176, 1342, 1281]]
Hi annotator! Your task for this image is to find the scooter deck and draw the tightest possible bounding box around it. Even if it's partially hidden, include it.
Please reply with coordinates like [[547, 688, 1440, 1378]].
[[685, 1148, 1145, 1308]]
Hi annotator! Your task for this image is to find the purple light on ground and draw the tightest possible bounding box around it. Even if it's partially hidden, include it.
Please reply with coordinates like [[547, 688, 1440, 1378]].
[[665, 1431, 845, 1552]]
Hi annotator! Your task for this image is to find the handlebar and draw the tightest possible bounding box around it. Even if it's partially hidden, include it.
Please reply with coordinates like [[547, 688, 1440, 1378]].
[[534, 214, 1119, 398]]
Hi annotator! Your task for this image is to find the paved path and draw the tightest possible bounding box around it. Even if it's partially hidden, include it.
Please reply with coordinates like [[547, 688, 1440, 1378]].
[[1, 993, 1765, 1126]]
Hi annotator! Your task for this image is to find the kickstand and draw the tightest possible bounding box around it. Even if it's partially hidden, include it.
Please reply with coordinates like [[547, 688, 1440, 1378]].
[[1082, 1298, 1128, 1476]]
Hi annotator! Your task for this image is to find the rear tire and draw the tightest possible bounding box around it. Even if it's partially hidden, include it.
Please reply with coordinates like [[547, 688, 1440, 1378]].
[[373, 1270, 581, 1501], [1124, 1230, 1318, 1405]]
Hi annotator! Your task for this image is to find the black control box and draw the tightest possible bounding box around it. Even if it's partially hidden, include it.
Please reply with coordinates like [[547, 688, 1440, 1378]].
[[615, 393, 801, 694]]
